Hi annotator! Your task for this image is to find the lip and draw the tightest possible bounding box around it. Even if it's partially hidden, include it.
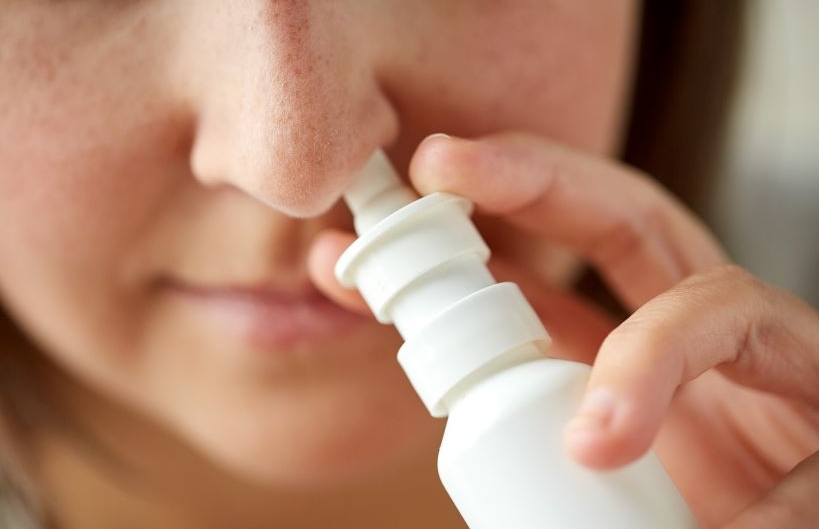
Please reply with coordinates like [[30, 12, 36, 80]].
[[162, 279, 370, 350]]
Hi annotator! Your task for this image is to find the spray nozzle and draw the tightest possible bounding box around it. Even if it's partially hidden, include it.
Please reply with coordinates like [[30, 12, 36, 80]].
[[336, 150, 549, 417], [342, 150, 418, 235]]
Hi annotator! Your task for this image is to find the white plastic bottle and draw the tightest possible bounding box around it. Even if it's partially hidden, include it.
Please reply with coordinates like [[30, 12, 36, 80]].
[[335, 151, 699, 529]]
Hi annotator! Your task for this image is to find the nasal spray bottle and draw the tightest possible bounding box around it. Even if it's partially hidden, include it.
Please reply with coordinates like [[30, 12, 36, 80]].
[[335, 150, 699, 529]]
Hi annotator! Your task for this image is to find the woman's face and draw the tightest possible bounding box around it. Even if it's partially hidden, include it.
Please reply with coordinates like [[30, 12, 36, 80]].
[[0, 1, 636, 485]]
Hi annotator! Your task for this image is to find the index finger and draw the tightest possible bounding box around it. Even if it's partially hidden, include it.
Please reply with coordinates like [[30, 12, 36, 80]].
[[409, 133, 727, 310]]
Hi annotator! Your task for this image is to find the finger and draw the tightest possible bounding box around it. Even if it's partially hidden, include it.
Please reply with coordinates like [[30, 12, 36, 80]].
[[721, 450, 819, 529], [307, 229, 371, 315], [563, 264, 819, 469], [410, 133, 727, 310]]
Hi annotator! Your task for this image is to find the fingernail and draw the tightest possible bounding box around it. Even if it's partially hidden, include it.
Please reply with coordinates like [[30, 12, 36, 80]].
[[420, 132, 451, 145], [567, 388, 616, 434]]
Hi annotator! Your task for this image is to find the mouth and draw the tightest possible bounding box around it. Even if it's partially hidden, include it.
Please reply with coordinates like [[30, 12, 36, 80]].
[[160, 278, 371, 351]]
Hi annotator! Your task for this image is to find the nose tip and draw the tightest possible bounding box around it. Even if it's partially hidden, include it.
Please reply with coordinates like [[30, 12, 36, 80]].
[[191, 77, 398, 219], [229, 114, 373, 218], [188, 3, 398, 218]]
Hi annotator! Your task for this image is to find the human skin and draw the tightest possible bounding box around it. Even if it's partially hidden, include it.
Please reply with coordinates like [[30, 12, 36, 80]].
[[0, 1, 635, 528], [2, 1, 819, 529]]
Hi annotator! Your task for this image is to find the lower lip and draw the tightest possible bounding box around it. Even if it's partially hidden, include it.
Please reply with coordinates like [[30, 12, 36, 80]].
[[165, 284, 371, 350]]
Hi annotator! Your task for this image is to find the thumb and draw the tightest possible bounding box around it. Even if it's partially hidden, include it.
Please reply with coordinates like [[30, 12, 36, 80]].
[[721, 450, 819, 529]]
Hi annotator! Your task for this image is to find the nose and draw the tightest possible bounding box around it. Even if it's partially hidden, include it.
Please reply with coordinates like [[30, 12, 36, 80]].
[[184, 2, 399, 217]]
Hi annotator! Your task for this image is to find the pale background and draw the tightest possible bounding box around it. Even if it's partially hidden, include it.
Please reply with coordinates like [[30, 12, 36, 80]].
[[711, 0, 819, 307]]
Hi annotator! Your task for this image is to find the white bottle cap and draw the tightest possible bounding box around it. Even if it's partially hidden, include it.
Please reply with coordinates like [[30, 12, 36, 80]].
[[398, 282, 550, 416], [336, 151, 550, 417]]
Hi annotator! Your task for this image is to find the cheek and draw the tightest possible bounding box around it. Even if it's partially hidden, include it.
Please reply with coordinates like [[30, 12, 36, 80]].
[[386, 0, 637, 165], [0, 54, 183, 313], [0, 124, 187, 396], [0, 111, 188, 280], [0, 8, 177, 279], [0, 13, 190, 393]]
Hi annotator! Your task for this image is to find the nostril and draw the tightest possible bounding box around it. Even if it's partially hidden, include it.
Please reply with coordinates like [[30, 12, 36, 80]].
[[188, 77, 400, 218], [189, 113, 348, 216], [189, 140, 223, 191], [249, 167, 347, 219], [240, 137, 362, 218], [189, 109, 237, 191]]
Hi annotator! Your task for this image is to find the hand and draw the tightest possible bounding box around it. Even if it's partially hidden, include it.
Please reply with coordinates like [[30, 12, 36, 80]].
[[308, 133, 819, 528]]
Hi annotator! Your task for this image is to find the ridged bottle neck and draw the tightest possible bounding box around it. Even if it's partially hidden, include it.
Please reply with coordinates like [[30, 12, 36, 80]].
[[337, 151, 552, 418]]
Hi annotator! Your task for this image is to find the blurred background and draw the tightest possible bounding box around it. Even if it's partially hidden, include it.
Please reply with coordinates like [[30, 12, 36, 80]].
[[711, 0, 819, 307]]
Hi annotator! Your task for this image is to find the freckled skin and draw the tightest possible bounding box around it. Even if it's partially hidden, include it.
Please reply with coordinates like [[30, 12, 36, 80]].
[[0, 0, 636, 491]]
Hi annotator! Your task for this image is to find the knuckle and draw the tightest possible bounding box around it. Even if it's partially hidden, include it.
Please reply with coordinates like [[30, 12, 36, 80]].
[[692, 264, 777, 369], [592, 195, 665, 268], [704, 263, 761, 289], [684, 263, 768, 303]]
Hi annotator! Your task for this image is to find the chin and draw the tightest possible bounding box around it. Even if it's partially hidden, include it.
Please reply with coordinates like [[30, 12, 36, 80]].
[[204, 417, 443, 489], [179, 380, 444, 489]]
